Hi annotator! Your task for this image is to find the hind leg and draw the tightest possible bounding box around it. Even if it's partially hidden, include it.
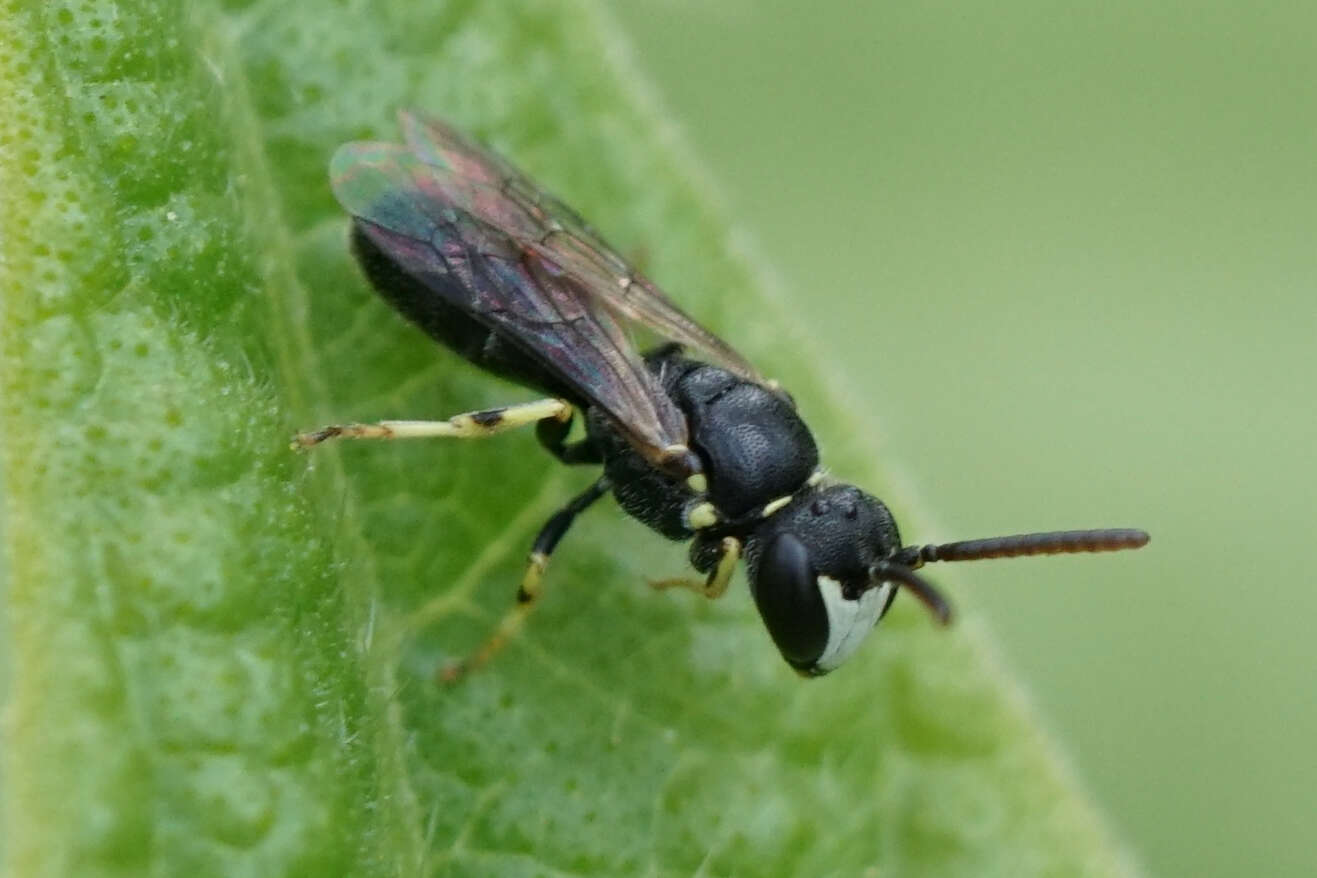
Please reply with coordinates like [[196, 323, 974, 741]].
[[293, 398, 572, 448]]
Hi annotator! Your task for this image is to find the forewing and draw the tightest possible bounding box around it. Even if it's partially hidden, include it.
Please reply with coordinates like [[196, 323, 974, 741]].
[[330, 141, 690, 462], [397, 111, 764, 383]]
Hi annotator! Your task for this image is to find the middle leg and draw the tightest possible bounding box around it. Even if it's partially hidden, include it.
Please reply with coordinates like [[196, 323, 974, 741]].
[[440, 475, 611, 683]]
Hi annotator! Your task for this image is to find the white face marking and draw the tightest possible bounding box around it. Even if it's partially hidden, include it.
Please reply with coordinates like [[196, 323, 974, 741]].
[[814, 576, 893, 672]]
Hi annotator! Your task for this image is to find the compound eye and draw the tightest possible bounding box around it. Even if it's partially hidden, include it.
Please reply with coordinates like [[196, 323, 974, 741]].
[[750, 533, 828, 671]]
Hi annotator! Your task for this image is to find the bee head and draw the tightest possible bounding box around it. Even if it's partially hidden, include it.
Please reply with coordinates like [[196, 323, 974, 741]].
[[746, 484, 917, 675], [747, 483, 1148, 675]]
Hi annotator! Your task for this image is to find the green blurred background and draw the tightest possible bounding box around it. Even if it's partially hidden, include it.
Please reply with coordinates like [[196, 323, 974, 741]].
[[611, 2, 1315, 876]]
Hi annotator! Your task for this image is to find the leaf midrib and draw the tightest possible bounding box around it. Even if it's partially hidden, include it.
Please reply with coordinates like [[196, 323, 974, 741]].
[[205, 7, 433, 871]]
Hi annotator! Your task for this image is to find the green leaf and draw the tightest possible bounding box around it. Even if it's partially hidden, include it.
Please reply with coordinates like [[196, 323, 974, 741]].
[[0, 1, 1139, 876]]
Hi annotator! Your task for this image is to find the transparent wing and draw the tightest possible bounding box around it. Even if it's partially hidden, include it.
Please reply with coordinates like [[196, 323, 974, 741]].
[[396, 110, 764, 384], [331, 140, 691, 466]]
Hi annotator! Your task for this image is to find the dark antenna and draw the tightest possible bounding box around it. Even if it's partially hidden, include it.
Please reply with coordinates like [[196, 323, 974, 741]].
[[869, 561, 953, 625], [875, 528, 1149, 624], [895, 528, 1149, 567]]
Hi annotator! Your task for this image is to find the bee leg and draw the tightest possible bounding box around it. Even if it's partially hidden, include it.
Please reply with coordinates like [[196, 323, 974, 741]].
[[648, 536, 741, 600], [439, 476, 611, 684], [535, 409, 603, 465], [292, 398, 572, 448]]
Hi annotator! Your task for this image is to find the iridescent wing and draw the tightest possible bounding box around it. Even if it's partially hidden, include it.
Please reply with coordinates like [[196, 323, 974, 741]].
[[330, 138, 692, 469], [395, 111, 764, 384]]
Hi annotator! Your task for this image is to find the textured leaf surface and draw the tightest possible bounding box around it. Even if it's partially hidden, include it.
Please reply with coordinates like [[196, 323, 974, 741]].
[[0, 1, 1138, 875]]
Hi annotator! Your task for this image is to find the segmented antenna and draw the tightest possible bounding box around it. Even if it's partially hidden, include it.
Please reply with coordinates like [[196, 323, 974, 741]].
[[895, 528, 1149, 568], [874, 528, 1148, 625], [869, 561, 953, 626]]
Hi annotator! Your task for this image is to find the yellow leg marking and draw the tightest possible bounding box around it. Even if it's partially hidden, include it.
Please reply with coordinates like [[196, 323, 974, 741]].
[[702, 538, 741, 599], [439, 552, 549, 685], [687, 501, 719, 530], [648, 537, 741, 599], [294, 398, 570, 448]]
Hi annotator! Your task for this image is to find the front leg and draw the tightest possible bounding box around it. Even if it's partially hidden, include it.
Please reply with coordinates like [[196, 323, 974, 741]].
[[649, 536, 741, 600]]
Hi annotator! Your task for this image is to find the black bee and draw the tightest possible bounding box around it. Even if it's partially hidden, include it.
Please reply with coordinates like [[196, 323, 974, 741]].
[[297, 112, 1148, 679]]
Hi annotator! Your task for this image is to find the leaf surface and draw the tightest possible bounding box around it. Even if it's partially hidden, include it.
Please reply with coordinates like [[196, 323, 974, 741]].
[[0, 1, 1138, 875]]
